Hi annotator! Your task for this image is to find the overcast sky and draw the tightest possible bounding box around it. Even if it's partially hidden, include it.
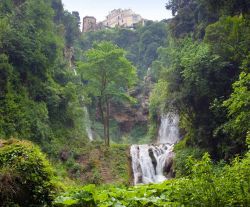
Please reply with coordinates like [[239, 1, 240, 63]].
[[61, 0, 172, 22]]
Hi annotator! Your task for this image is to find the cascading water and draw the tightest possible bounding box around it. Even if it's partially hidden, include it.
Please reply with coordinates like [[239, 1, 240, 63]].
[[130, 112, 179, 185], [130, 144, 174, 184], [84, 107, 93, 141], [72, 69, 93, 141], [158, 112, 180, 144], [73, 67, 77, 76]]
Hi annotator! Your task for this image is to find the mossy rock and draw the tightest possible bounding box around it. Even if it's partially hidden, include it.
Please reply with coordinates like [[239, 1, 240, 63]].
[[0, 139, 57, 207]]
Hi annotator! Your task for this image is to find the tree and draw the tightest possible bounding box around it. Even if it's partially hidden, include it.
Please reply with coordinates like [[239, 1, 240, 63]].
[[62, 11, 81, 47], [166, 0, 193, 16], [202, 0, 250, 16], [165, 0, 219, 38], [222, 59, 250, 154], [150, 14, 250, 159], [77, 22, 167, 80], [0, 0, 88, 152], [78, 41, 137, 146]]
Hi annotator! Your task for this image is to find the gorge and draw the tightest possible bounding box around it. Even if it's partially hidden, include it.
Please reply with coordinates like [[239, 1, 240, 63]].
[[1, 0, 249, 206]]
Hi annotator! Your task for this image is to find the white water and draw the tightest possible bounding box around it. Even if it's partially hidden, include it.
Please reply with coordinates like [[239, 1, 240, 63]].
[[158, 112, 180, 144], [72, 69, 93, 141], [84, 107, 93, 141], [73, 67, 77, 76], [130, 113, 179, 185]]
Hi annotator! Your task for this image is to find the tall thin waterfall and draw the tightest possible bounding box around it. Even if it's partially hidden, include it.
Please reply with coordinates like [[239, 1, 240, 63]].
[[73, 67, 77, 76], [130, 112, 179, 185], [72, 69, 93, 141], [84, 107, 93, 141]]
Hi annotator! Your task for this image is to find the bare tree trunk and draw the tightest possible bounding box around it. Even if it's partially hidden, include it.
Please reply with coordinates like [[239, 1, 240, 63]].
[[104, 119, 107, 145], [99, 95, 110, 146], [104, 114, 108, 145], [106, 99, 110, 146], [99, 97, 107, 145]]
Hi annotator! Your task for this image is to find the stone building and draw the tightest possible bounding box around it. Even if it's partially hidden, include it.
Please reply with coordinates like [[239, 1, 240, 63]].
[[82, 16, 96, 33], [102, 9, 144, 28]]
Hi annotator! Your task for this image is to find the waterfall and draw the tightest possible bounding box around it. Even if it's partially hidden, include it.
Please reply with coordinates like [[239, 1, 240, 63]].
[[72, 69, 93, 141], [158, 112, 180, 144], [130, 144, 174, 185], [84, 107, 93, 141], [130, 113, 179, 185], [73, 67, 77, 76]]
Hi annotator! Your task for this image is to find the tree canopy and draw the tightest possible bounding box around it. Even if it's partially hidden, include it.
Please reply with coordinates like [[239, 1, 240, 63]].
[[0, 0, 87, 154], [148, 1, 250, 159], [78, 41, 137, 146]]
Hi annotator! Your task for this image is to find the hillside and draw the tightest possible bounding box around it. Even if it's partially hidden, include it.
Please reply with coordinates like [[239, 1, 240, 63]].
[[0, 0, 249, 206]]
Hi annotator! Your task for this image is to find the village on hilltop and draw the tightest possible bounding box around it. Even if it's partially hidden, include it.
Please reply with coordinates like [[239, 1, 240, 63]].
[[82, 9, 145, 32]]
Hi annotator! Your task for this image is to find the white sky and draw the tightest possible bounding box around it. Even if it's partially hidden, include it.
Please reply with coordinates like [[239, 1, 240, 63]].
[[62, 0, 173, 22]]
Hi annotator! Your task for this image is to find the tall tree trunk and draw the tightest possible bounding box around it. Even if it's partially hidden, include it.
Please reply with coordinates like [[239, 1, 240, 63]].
[[106, 99, 110, 146], [104, 114, 108, 145], [104, 118, 107, 145], [99, 97, 107, 145]]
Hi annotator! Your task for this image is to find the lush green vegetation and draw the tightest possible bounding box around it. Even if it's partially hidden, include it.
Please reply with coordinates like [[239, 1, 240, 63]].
[[0, 139, 57, 207], [78, 21, 168, 79], [0, 0, 249, 206], [78, 41, 137, 146], [54, 142, 130, 185], [150, 1, 250, 160], [0, 0, 87, 155], [54, 150, 250, 207]]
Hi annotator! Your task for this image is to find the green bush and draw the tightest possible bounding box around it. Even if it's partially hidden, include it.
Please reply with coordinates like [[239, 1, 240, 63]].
[[173, 144, 204, 177], [0, 139, 58, 207]]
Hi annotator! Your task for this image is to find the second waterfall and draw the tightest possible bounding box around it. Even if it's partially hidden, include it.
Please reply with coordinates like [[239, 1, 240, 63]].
[[130, 112, 180, 185]]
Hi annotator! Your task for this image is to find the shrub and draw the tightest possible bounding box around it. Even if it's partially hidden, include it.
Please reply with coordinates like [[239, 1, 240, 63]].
[[173, 141, 204, 177], [0, 139, 58, 207]]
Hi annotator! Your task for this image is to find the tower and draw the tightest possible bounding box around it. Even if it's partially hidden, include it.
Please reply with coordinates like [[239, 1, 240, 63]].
[[82, 16, 96, 33]]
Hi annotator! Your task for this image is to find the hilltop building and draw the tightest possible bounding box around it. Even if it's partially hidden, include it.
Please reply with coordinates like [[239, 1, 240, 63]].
[[82, 16, 96, 32], [102, 9, 144, 28], [82, 9, 144, 32]]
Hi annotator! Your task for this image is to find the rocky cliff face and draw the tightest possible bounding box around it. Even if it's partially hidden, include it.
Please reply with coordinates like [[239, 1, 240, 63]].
[[109, 75, 152, 134], [64, 46, 75, 69], [110, 100, 148, 133]]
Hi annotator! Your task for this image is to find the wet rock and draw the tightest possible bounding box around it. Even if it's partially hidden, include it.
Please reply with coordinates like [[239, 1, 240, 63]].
[[148, 148, 157, 173], [164, 151, 175, 178]]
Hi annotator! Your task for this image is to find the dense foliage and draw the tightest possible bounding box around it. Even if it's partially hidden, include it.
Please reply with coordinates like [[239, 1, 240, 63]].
[[0, 0, 249, 206], [0, 0, 88, 154], [78, 21, 168, 79], [0, 139, 57, 207], [78, 41, 137, 146], [54, 151, 250, 207], [75, 22, 168, 144], [150, 0, 250, 160]]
